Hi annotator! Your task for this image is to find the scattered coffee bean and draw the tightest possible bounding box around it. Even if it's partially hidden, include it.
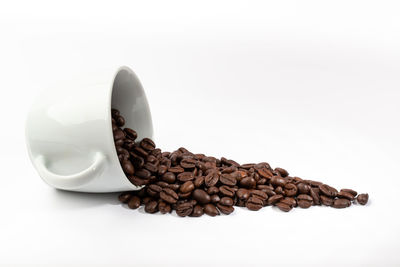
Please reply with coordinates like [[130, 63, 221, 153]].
[[112, 108, 369, 217]]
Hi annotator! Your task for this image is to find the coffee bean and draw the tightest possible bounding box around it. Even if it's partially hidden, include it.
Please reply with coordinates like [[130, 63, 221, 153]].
[[341, 189, 358, 198], [147, 184, 162, 197], [338, 190, 355, 200], [270, 176, 286, 187], [180, 158, 196, 169], [160, 188, 179, 204], [219, 185, 235, 197], [274, 167, 289, 177], [217, 203, 234, 215], [124, 128, 138, 141], [246, 197, 263, 211], [127, 196, 141, 209], [236, 188, 250, 200], [297, 183, 310, 194], [298, 200, 312, 209], [309, 188, 320, 205], [284, 183, 298, 197], [180, 181, 195, 193], [176, 202, 193, 217], [333, 198, 351, 209], [239, 177, 256, 189], [177, 172, 194, 182], [205, 172, 219, 187], [112, 108, 368, 217], [162, 172, 176, 183], [220, 197, 233, 206], [357, 193, 369, 205], [210, 194, 220, 203], [192, 189, 211, 204], [145, 200, 158, 213], [320, 195, 334, 206], [204, 204, 219, 216], [276, 202, 292, 212], [319, 184, 338, 197], [121, 160, 134, 175], [267, 194, 284, 205], [194, 176, 205, 188], [140, 138, 156, 151], [220, 173, 237, 186], [190, 205, 204, 217]]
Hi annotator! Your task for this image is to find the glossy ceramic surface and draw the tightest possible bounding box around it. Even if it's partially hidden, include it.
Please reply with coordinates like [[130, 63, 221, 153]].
[[25, 66, 153, 192]]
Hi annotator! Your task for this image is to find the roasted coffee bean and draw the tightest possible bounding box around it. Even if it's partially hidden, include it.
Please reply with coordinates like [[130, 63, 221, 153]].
[[357, 193, 369, 205], [338, 190, 355, 200], [257, 168, 273, 179], [217, 203, 234, 215], [176, 202, 193, 217], [162, 172, 176, 183], [192, 189, 211, 204], [267, 194, 284, 205], [207, 186, 219, 195], [274, 167, 289, 177], [270, 176, 286, 187], [297, 194, 313, 202], [190, 205, 204, 217], [145, 200, 158, 213], [284, 183, 298, 197], [297, 183, 310, 194], [177, 172, 194, 182], [319, 184, 338, 197], [205, 172, 219, 187], [220, 173, 236, 186], [239, 177, 256, 189], [158, 201, 172, 214], [210, 194, 220, 203], [140, 138, 156, 151], [124, 128, 138, 141], [160, 188, 179, 204], [219, 185, 235, 197], [246, 197, 263, 211], [280, 197, 297, 207], [194, 176, 205, 188], [118, 192, 132, 203], [180, 158, 197, 169], [121, 160, 134, 175], [276, 202, 292, 212], [341, 189, 358, 198], [310, 188, 320, 205], [112, 108, 367, 217], [236, 188, 250, 200], [297, 200, 312, 209], [320, 195, 334, 206], [127, 196, 141, 209], [147, 184, 162, 197], [220, 197, 233, 206], [333, 198, 351, 209], [204, 204, 219, 216], [251, 190, 268, 201], [144, 162, 158, 173], [180, 181, 195, 193]]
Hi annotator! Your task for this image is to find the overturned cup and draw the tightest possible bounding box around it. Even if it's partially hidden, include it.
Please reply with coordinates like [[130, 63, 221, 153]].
[[25, 66, 153, 192]]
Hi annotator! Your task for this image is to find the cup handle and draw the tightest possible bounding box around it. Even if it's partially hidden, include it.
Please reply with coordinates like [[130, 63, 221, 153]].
[[35, 152, 106, 190]]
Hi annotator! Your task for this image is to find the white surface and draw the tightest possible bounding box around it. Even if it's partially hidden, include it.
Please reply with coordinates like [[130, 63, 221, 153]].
[[1, 0, 399, 266]]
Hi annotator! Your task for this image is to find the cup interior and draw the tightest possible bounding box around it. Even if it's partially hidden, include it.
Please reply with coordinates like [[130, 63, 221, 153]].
[[111, 67, 153, 141]]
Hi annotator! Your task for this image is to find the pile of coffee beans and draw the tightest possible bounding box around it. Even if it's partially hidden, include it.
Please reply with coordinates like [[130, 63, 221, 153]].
[[112, 109, 369, 217]]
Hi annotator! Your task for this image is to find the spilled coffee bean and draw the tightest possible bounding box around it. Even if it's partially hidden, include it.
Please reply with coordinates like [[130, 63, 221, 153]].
[[112, 108, 369, 217]]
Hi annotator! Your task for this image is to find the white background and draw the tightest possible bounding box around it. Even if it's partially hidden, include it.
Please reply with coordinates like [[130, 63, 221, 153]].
[[1, 0, 400, 266]]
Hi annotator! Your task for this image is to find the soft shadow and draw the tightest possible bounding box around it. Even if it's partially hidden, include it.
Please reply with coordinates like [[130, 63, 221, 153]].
[[48, 189, 121, 210]]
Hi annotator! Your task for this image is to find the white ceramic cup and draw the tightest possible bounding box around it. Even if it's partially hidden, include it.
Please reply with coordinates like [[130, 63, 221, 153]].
[[25, 66, 153, 192]]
